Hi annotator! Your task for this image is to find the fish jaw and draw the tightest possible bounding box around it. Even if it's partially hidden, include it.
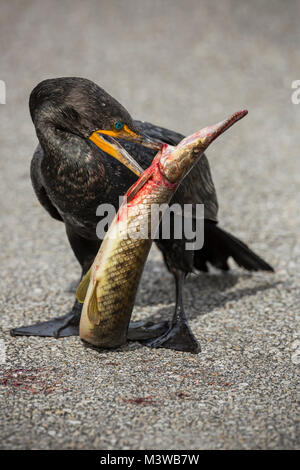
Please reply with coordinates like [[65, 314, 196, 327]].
[[159, 110, 248, 183]]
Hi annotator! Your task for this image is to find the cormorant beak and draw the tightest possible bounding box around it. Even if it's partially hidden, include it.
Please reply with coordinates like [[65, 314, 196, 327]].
[[89, 125, 163, 176], [119, 127, 163, 151]]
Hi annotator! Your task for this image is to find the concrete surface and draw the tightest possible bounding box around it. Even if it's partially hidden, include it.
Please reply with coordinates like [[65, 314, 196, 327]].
[[0, 0, 299, 450]]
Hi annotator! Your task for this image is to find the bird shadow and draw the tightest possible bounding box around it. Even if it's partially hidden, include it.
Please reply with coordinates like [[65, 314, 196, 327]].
[[186, 276, 281, 321], [135, 258, 280, 323]]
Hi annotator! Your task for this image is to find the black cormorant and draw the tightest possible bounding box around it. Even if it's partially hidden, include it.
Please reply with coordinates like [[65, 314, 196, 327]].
[[10, 77, 273, 353]]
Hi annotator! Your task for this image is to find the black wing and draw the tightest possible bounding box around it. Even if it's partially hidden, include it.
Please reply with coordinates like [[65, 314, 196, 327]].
[[134, 120, 218, 222], [30, 144, 63, 222]]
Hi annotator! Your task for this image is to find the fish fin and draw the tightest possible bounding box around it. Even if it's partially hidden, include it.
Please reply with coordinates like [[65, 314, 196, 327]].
[[87, 282, 101, 326], [76, 267, 92, 303], [126, 170, 152, 203]]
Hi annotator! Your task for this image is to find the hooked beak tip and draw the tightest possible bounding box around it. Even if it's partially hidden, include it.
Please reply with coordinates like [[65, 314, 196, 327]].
[[134, 133, 164, 151]]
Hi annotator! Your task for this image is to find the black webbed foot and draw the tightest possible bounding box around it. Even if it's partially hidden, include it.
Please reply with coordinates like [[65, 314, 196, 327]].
[[127, 320, 170, 341], [142, 318, 200, 353], [10, 301, 82, 338]]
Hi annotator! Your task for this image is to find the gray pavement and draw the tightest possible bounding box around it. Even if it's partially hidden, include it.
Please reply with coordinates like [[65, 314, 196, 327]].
[[0, 0, 299, 450]]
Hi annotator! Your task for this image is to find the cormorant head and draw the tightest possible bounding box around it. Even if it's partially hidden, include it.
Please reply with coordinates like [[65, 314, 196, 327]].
[[29, 77, 162, 175]]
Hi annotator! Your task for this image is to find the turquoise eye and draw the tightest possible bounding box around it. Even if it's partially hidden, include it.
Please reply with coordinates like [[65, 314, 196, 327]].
[[114, 121, 124, 131]]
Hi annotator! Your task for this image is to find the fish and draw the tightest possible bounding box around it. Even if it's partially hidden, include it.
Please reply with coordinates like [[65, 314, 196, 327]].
[[76, 110, 248, 348]]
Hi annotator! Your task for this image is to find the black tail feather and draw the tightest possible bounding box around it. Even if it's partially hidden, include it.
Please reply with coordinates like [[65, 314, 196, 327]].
[[194, 221, 274, 273]]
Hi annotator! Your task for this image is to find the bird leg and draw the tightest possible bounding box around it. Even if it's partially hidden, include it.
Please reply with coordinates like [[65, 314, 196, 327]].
[[142, 270, 201, 353], [127, 320, 170, 341]]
